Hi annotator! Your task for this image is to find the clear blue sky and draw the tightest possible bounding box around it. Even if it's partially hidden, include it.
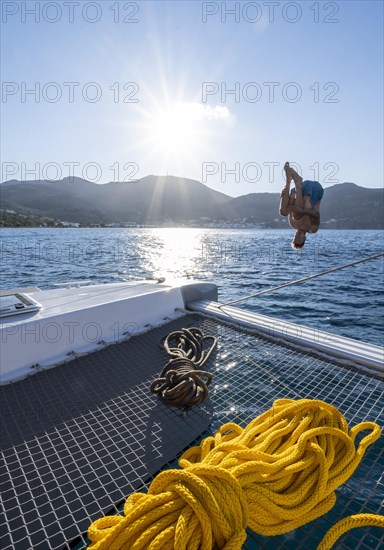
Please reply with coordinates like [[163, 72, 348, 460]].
[[1, 0, 383, 196]]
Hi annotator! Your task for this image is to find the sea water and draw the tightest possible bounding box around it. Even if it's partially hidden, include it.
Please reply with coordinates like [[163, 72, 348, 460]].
[[1, 228, 383, 346]]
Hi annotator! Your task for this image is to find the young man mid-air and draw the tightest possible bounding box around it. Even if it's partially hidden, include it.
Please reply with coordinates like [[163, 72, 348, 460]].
[[279, 162, 324, 249]]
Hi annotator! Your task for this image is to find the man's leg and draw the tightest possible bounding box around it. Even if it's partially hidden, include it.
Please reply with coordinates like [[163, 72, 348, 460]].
[[286, 163, 303, 187], [286, 163, 303, 207]]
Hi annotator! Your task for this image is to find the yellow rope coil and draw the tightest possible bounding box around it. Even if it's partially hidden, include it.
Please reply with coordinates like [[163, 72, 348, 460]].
[[87, 399, 382, 550]]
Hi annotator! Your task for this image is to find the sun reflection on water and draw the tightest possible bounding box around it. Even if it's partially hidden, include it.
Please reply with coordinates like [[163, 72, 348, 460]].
[[134, 228, 209, 284]]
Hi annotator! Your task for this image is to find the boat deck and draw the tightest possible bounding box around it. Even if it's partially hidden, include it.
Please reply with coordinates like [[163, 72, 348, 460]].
[[1, 313, 383, 550]]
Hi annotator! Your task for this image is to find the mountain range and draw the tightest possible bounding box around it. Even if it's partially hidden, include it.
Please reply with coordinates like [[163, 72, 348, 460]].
[[1, 175, 383, 228]]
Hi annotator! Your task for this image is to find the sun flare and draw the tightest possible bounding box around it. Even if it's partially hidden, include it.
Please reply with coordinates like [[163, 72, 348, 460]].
[[126, 93, 234, 176], [140, 101, 232, 169]]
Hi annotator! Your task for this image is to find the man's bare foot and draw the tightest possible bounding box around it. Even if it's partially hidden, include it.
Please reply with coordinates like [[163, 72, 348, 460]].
[[284, 162, 294, 181]]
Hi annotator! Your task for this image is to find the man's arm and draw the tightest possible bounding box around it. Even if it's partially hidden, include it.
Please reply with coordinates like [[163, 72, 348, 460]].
[[279, 177, 292, 216], [291, 205, 320, 218]]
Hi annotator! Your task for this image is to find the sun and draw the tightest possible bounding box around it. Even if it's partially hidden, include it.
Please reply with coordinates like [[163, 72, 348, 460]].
[[146, 102, 204, 158]]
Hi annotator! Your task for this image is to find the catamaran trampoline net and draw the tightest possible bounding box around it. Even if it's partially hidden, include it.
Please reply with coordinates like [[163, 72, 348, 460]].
[[0, 313, 383, 550]]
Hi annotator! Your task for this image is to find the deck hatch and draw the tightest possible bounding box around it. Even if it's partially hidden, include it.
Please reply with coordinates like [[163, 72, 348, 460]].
[[0, 293, 41, 318]]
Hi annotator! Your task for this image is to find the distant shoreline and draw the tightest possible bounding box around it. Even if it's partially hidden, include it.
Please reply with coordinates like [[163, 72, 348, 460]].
[[1, 225, 383, 230], [2, 178, 383, 230]]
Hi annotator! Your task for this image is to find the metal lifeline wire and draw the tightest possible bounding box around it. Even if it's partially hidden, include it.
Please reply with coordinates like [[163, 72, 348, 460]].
[[218, 252, 384, 309]]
